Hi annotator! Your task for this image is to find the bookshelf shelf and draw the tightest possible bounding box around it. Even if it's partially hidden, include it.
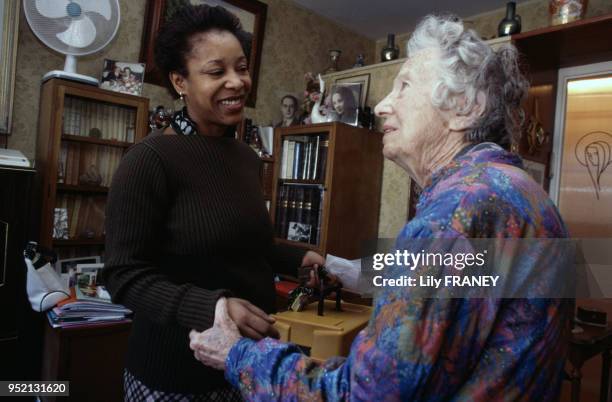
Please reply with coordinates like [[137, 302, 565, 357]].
[[53, 238, 106, 247], [56, 184, 110, 194], [61, 134, 132, 148], [272, 122, 383, 259], [36, 78, 149, 259], [278, 178, 325, 185]]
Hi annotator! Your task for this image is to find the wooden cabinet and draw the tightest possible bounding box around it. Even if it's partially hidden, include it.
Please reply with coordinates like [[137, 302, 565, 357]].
[[511, 14, 612, 192], [271, 122, 383, 259], [35, 78, 149, 259], [41, 321, 131, 402]]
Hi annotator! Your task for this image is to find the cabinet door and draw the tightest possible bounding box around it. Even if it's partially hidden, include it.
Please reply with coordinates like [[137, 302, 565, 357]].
[[0, 167, 43, 383]]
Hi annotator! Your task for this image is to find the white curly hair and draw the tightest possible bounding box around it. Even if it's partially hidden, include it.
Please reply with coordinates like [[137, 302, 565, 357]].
[[407, 14, 528, 147]]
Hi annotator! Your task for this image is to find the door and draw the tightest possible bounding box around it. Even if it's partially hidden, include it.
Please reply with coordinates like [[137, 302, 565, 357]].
[[551, 62, 612, 237]]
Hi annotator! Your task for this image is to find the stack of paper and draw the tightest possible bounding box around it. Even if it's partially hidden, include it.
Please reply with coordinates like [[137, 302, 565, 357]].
[[46, 288, 132, 328]]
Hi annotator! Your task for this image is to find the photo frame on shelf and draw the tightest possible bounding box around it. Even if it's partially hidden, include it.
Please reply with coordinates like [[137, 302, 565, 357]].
[[53, 208, 69, 240], [140, 0, 267, 107], [334, 73, 370, 108], [522, 158, 547, 188], [55, 256, 101, 276], [329, 83, 361, 126], [100, 59, 146, 96]]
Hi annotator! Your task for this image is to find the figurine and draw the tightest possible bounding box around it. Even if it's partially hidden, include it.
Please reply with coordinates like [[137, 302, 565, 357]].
[[287, 265, 342, 316], [310, 75, 335, 124], [79, 164, 103, 186]]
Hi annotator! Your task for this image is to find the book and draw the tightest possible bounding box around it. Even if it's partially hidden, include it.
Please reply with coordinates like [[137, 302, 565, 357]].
[[286, 141, 295, 179], [317, 137, 329, 181]]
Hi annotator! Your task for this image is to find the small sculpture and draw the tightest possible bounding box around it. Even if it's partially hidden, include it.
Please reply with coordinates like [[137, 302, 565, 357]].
[[287, 265, 342, 316], [310, 75, 334, 124], [79, 164, 103, 186]]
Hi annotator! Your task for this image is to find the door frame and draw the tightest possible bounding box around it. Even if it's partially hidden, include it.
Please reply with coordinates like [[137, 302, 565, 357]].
[[550, 60, 612, 205]]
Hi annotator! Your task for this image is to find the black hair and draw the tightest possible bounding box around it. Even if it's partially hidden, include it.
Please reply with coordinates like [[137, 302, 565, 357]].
[[281, 95, 298, 108], [154, 4, 252, 96], [331, 86, 357, 112]]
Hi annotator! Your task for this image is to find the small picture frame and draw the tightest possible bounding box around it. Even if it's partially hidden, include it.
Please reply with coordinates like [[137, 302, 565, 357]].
[[522, 159, 547, 187], [334, 73, 370, 108], [56, 256, 101, 276], [100, 59, 145, 96], [328, 83, 361, 126], [287, 222, 312, 243], [52, 208, 69, 240]]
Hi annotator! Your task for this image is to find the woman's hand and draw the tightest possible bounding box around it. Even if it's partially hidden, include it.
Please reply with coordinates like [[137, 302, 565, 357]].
[[300, 251, 342, 288], [190, 297, 240, 370], [301, 250, 325, 268], [226, 297, 279, 340]]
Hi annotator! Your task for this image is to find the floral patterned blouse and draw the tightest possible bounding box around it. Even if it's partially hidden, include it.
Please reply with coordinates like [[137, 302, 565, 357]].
[[225, 143, 571, 401]]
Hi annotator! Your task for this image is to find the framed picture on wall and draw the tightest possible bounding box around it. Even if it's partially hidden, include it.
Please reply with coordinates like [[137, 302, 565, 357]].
[[140, 0, 267, 107], [334, 73, 370, 108]]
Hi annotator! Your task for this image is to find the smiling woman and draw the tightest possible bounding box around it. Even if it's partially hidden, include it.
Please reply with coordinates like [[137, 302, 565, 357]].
[[101, 3, 324, 401], [140, 0, 267, 107]]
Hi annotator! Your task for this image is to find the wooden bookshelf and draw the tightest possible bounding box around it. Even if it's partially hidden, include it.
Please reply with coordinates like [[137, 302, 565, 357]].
[[271, 122, 383, 259], [61, 134, 133, 148], [36, 78, 149, 258], [56, 184, 109, 194]]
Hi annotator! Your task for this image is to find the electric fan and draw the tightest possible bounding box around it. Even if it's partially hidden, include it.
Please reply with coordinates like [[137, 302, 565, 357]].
[[23, 0, 121, 85]]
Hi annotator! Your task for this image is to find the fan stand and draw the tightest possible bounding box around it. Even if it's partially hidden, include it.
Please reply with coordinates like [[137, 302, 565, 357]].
[[42, 55, 99, 86]]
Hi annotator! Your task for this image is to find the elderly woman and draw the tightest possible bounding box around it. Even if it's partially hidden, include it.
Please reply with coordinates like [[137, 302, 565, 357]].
[[190, 15, 571, 401], [102, 4, 324, 401]]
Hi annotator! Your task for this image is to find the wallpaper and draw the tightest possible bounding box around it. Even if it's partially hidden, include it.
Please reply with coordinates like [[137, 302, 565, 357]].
[[375, 0, 612, 58], [7, 0, 375, 160]]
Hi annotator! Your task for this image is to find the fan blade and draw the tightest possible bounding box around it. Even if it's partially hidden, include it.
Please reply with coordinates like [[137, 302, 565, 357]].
[[78, 0, 111, 20], [35, 0, 71, 19], [56, 15, 96, 48]]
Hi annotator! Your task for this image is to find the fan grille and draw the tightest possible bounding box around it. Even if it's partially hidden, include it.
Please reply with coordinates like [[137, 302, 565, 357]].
[[24, 0, 121, 56]]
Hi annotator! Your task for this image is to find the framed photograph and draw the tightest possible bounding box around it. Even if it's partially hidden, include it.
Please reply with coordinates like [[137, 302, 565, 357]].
[[56, 256, 101, 276], [140, 0, 267, 107], [523, 158, 547, 187], [52, 208, 69, 240], [287, 222, 312, 243], [100, 59, 146, 96], [329, 83, 361, 126], [275, 93, 301, 128], [0, 0, 20, 133], [334, 73, 370, 108]]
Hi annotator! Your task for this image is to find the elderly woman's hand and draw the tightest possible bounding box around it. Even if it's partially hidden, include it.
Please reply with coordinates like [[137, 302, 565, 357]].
[[189, 297, 241, 370]]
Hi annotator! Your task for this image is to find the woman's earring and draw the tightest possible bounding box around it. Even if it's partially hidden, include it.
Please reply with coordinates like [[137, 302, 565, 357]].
[[179, 92, 185, 101]]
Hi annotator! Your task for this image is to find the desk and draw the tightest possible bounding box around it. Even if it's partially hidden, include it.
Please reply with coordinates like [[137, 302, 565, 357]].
[[568, 324, 612, 402]]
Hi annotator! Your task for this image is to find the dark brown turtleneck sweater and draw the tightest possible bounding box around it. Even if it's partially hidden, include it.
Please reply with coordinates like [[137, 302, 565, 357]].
[[102, 133, 305, 394]]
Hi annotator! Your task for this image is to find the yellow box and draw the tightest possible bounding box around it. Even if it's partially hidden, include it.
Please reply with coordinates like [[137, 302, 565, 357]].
[[273, 300, 372, 361]]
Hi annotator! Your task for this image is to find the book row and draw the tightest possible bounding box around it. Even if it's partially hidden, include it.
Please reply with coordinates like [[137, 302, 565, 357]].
[[274, 184, 324, 245], [63, 96, 137, 142], [54, 194, 106, 240], [280, 135, 328, 181], [58, 142, 124, 187]]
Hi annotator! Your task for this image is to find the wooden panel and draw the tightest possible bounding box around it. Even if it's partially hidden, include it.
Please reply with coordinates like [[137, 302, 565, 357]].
[[271, 122, 383, 259], [41, 322, 131, 402], [513, 14, 612, 71]]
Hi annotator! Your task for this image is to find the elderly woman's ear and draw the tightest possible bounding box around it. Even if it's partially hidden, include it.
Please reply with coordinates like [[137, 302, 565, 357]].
[[447, 90, 487, 132]]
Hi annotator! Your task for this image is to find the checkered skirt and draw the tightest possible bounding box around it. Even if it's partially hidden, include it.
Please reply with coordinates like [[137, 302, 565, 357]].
[[124, 370, 242, 402]]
